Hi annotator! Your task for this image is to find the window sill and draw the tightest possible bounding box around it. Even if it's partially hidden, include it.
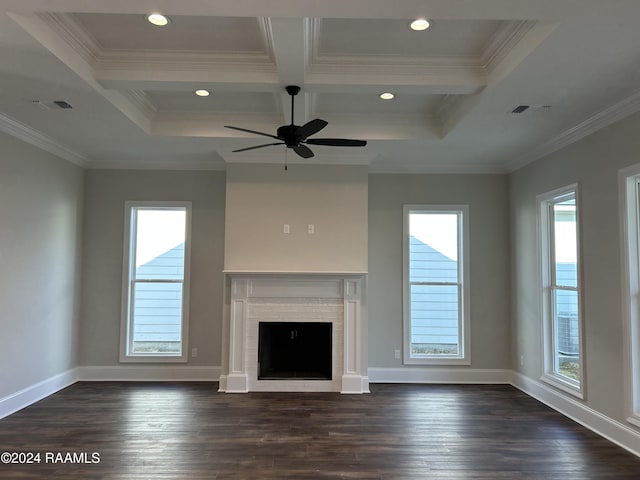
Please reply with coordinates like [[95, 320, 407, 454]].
[[119, 355, 188, 364], [403, 356, 471, 366], [540, 373, 584, 400]]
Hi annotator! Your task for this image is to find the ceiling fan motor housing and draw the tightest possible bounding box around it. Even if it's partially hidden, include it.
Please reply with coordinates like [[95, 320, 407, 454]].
[[277, 124, 302, 147], [285, 85, 301, 96]]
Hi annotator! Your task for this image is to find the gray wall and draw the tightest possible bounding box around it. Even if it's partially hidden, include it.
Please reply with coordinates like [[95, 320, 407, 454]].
[[224, 164, 368, 273], [368, 174, 511, 369], [509, 110, 640, 423], [79, 170, 226, 367], [0, 131, 84, 398]]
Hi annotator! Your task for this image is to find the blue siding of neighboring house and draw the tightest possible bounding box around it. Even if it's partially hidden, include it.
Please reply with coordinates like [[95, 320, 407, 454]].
[[409, 235, 458, 346], [556, 262, 579, 356], [133, 243, 185, 343]]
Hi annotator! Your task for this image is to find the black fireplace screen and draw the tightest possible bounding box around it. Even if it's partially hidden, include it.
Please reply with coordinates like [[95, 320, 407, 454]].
[[258, 322, 332, 380]]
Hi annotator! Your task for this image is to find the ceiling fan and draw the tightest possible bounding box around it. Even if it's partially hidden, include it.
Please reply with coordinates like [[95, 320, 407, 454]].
[[225, 85, 367, 159]]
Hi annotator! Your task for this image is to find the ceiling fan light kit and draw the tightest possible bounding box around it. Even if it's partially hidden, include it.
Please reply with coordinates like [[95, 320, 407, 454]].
[[225, 85, 367, 159]]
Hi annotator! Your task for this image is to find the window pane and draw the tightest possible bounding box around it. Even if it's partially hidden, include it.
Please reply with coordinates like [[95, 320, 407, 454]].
[[410, 278, 459, 356], [409, 213, 458, 283], [553, 288, 580, 382], [129, 207, 187, 357], [131, 282, 183, 354], [553, 198, 577, 288], [135, 209, 186, 280]]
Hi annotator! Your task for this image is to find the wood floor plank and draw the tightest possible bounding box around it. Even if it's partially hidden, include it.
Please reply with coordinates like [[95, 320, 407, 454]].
[[0, 383, 638, 479]]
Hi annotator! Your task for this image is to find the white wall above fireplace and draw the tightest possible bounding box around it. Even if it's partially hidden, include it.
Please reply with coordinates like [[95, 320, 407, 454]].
[[223, 164, 368, 273], [219, 273, 369, 394]]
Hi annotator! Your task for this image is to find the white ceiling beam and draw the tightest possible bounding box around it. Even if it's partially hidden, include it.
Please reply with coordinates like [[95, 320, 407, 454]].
[[151, 111, 440, 140], [1, 0, 632, 22], [267, 17, 311, 124], [94, 67, 280, 91], [306, 68, 485, 95], [151, 112, 283, 137]]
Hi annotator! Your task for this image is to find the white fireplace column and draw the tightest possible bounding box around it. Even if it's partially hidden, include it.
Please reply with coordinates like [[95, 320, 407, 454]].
[[219, 273, 369, 394]]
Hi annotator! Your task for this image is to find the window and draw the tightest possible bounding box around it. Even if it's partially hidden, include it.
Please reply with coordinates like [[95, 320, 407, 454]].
[[620, 165, 640, 427], [120, 202, 192, 362], [403, 205, 470, 365], [538, 185, 584, 397]]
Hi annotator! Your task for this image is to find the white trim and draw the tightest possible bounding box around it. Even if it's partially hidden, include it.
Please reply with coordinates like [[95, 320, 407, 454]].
[[618, 164, 640, 426], [536, 184, 585, 398], [402, 205, 471, 365], [77, 366, 221, 382], [0, 369, 78, 419], [0, 113, 88, 167], [512, 372, 640, 458], [119, 201, 193, 363], [220, 274, 369, 394], [367, 162, 508, 175], [368, 367, 511, 384]]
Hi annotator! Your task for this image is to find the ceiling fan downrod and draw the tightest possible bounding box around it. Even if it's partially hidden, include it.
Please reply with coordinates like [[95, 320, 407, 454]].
[[285, 85, 300, 126]]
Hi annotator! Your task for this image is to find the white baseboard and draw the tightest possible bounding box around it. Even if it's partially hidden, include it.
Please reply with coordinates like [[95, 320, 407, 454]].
[[512, 371, 640, 457], [77, 365, 221, 382], [0, 368, 78, 419], [368, 367, 512, 384]]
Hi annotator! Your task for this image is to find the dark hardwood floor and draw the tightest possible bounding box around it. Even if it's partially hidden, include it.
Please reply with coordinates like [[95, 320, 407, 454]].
[[0, 382, 639, 479]]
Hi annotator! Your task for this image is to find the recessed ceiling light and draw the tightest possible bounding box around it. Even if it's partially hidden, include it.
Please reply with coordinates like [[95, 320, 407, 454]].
[[195, 89, 210, 97], [146, 13, 170, 26], [410, 18, 431, 31], [379, 92, 395, 100]]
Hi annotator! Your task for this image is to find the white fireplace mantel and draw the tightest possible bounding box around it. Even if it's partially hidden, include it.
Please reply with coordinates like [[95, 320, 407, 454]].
[[219, 272, 369, 394]]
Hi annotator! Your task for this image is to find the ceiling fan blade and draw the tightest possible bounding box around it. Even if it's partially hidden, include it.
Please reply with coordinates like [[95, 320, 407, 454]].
[[293, 144, 314, 158], [232, 142, 284, 153], [305, 138, 367, 147], [296, 119, 328, 140], [225, 125, 280, 140]]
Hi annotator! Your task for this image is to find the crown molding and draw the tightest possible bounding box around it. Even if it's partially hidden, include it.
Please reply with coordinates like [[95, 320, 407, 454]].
[[86, 157, 227, 171], [37, 12, 101, 65], [0, 113, 88, 166], [506, 89, 640, 173], [368, 159, 507, 175], [480, 20, 534, 72], [120, 90, 158, 120]]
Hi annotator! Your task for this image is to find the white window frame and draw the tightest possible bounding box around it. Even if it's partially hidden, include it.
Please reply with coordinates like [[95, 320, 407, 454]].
[[619, 164, 640, 427], [120, 201, 192, 363], [402, 205, 471, 365], [537, 184, 585, 398]]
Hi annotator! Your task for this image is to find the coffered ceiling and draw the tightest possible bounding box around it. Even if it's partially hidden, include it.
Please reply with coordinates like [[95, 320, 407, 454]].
[[1, 1, 640, 172]]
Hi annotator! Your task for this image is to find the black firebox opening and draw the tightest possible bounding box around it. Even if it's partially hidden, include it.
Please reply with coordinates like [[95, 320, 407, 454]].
[[258, 322, 332, 380]]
